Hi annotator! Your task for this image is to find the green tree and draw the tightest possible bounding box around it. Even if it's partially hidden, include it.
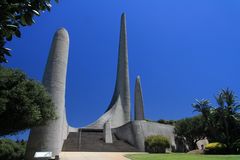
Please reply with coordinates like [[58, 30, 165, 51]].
[[174, 115, 206, 150], [193, 89, 240, 152], [192, 99, 211, 122], [192, 99, 218, 141], [213, 89, 240, 149], [0, 139, 26, 160], [0, 67, 55, 136], [0, 0, 58, 63]]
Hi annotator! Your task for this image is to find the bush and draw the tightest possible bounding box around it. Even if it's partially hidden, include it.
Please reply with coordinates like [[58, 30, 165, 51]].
[[204, 142, 227, 154], [145, 135, 170, 153], [0, 139, 26, 160], [231, 139, 240, 154]]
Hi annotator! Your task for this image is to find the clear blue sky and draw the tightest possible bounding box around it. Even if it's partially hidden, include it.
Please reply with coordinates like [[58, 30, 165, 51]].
[[4, 0, 240, 139]]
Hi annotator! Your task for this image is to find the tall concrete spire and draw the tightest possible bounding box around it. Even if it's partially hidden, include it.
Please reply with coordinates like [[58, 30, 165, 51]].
[[25, 28, 70, 160], [134, 76, 145, 120], [86, 13, 131, 129], [108, 13, 130, 120]]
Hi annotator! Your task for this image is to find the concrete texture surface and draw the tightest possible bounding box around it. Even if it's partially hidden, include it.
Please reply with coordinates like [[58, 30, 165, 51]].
[[85, 13, 130, 129], [134, 76, 145, 120], [104, 120, 113, 143], [25, 28, 70, 160], [60, 152, 141, 160], [114, 120, 176, 151]]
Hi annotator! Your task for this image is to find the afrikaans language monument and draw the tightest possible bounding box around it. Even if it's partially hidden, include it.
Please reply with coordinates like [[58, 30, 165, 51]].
[[25, 13, 177, 160]]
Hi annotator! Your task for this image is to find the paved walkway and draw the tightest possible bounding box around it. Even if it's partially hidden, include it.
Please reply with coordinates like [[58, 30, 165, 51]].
[[60, 152, 140, 160]]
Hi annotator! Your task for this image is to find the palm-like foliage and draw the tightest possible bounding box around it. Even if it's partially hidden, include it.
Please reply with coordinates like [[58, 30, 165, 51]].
[[216, 89, 239, 109], [192, 89, 240, 152], [214, 89, 240, 148], [192, 99, 211, 120], [192, 99, 215, 140]]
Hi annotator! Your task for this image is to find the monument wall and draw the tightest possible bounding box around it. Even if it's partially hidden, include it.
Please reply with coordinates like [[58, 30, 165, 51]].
[[114, 121, 176, 151]]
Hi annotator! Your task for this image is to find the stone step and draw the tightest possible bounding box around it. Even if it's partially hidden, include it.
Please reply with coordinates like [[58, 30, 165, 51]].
[[62, 130, 138, 152]]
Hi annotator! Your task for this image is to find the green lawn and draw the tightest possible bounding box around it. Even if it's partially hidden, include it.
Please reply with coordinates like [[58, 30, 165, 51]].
[[126, 153, 240, 160]]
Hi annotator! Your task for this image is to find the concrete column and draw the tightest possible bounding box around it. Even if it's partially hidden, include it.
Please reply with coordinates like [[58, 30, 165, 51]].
[[104, 120, 113, 143], [25, 28, 69, 160]]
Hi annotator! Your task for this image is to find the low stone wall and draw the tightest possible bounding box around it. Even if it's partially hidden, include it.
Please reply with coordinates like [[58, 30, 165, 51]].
[[113, 120, 176, 151]]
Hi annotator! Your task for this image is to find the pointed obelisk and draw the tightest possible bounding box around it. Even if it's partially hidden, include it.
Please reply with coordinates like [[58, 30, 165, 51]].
[[25, 28, 69, 160], [86, 13, 130, 129], [134, 76, 145, 120]]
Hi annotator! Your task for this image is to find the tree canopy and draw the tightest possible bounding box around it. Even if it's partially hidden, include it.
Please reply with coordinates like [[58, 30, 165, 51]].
[[0, 67, 55, 136], [0, 0, 58, 63], [0, 139, 26, 160], [194, 89, 240, 146], [175, 89, 240, 153], [174, 115, 206, 150]]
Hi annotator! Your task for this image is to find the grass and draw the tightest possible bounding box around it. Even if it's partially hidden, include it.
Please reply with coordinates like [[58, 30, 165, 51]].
[[126, 153, 240, 160]]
